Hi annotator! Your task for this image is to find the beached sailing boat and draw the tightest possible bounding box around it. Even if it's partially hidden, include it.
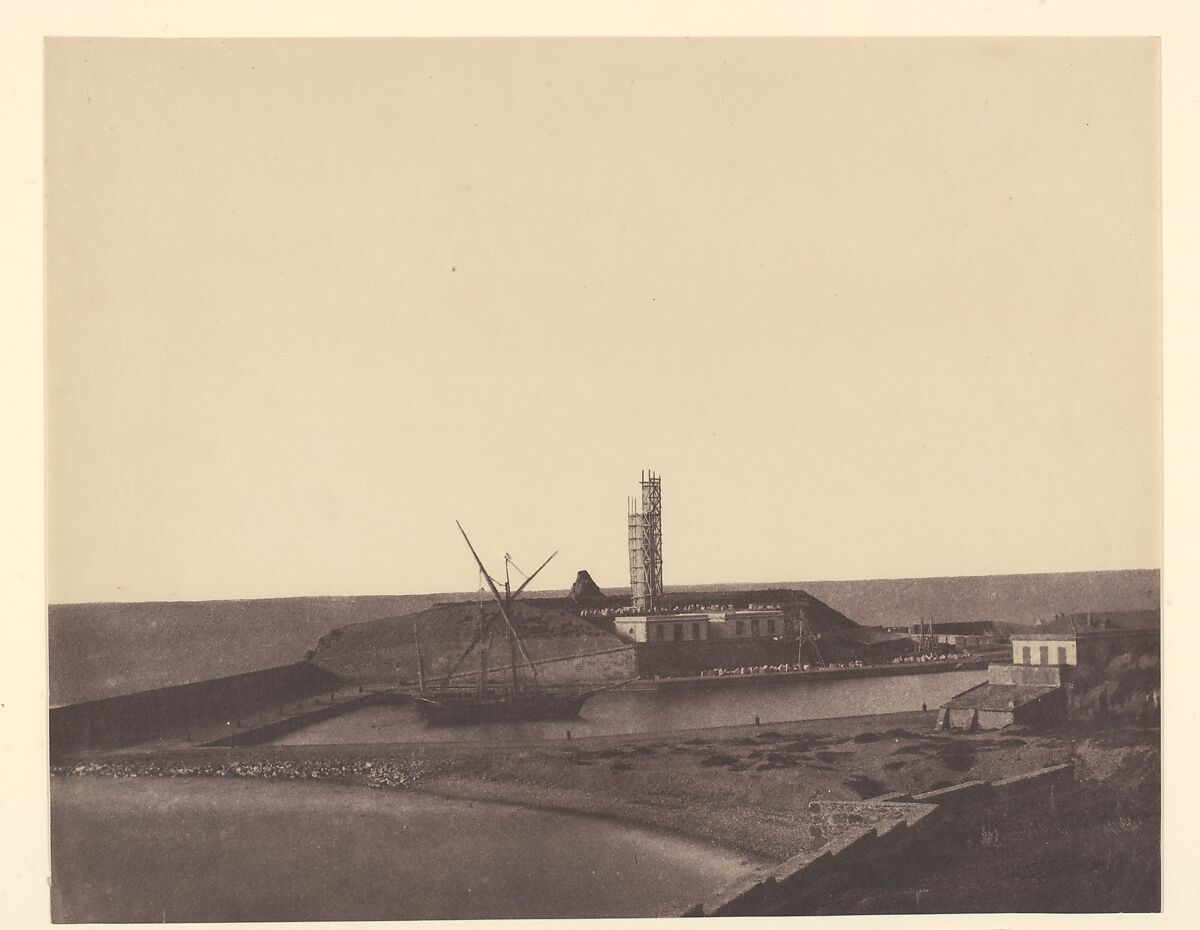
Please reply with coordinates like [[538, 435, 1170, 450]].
[[407, 522, 602, 725]]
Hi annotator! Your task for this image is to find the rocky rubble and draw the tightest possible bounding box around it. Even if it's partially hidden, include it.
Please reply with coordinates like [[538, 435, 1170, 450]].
[[569, 570, 607, 607], [52, 756, 433, 790]]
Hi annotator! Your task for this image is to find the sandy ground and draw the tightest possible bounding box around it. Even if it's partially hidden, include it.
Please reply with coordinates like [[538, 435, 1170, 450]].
[[54, 710, 1158, 864]]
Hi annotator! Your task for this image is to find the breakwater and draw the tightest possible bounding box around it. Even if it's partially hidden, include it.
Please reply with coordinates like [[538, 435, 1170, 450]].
[[631, 638, 800, 679], [49, 661, 347, 758], [200, 689, 407, 747]]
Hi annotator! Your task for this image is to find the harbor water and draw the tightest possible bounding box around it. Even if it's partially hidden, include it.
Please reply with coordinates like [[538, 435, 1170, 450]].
[[265, 667, 988, 745]]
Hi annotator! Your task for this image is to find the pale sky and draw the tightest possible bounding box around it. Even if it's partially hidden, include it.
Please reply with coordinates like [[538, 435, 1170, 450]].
[[45, 38, 1161, 603]]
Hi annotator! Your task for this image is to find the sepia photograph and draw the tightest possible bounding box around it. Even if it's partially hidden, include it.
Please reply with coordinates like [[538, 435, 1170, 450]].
[[38, 31, 1166, 923]]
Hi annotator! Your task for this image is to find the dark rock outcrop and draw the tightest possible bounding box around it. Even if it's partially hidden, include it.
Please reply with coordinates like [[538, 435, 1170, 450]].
[[569, 570, 607, 607]]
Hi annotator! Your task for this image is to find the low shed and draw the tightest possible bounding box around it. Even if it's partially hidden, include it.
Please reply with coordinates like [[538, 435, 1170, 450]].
[[938, 682, 1066, 730]]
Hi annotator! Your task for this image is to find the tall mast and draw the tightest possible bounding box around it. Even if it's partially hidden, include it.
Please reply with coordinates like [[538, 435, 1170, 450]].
[[455, 521, 554, 687], [506, 557, 519, 698], [412, 616, 426, 694], [478, 577, 488, 699]]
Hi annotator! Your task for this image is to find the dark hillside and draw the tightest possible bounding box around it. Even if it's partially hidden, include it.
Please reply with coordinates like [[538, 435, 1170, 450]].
[[799, 570, 1159, 628]]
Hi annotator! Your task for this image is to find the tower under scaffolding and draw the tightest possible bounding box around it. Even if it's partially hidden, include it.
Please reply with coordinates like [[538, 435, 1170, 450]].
[[628, 470, 663, 612]]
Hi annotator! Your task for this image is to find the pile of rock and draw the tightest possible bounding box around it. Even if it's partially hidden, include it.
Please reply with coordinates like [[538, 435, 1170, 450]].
[[52, 755, 433, 790], [569, 569, 607, 607]]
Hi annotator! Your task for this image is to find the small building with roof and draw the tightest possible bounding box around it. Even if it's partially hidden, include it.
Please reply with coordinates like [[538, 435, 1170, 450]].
[[938, 682, 1066, 731], [939, 623, 1159, 730], [1010, 628, 1159, 670], [613, 613, 711, 643]]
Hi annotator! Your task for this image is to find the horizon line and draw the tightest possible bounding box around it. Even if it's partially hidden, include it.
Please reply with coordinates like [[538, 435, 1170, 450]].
[[48, 566, 1162, 608]]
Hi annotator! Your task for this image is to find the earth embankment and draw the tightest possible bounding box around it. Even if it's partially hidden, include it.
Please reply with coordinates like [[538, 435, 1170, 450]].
[[309, 599, 636, 685]]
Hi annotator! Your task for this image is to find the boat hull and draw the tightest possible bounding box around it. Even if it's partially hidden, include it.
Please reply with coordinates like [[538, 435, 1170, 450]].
[[411, 691, 589, 725]]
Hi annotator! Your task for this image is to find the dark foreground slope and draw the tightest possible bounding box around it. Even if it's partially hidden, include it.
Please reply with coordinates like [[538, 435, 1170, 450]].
[[809, 726, 1160, 914]]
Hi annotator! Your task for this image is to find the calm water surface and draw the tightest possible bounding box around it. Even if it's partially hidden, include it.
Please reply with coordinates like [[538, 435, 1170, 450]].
[[268, 668, 988, 745], [51, 776, 758, 922]]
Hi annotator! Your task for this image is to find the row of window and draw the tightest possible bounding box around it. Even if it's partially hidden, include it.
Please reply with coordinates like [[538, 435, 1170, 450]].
[[1020, 645, 1069, 665], [656, 622, 703, 641], [649, 616, 779, 640]]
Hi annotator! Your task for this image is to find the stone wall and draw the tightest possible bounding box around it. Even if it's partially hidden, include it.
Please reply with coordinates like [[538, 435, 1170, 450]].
[[634, 639, 799, 678]]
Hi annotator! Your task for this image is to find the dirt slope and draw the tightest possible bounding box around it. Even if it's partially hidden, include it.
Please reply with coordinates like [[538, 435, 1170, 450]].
[[309, 599, 635, 686]]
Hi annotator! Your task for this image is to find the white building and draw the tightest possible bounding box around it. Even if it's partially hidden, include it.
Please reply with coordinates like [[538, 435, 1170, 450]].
[[705, 609, 785, 640], [614, 608, 784, 644], [614, 613, 710, 643], [1010, 628, 1159, 669]]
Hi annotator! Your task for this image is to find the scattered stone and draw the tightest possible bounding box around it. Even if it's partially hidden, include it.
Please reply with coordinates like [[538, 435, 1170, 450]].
[[51, 756, 434, 790]]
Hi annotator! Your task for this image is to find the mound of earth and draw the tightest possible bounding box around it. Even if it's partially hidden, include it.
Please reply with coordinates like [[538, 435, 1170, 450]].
[[786, 589, 864, 637], [309, 599, 635, 686]]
